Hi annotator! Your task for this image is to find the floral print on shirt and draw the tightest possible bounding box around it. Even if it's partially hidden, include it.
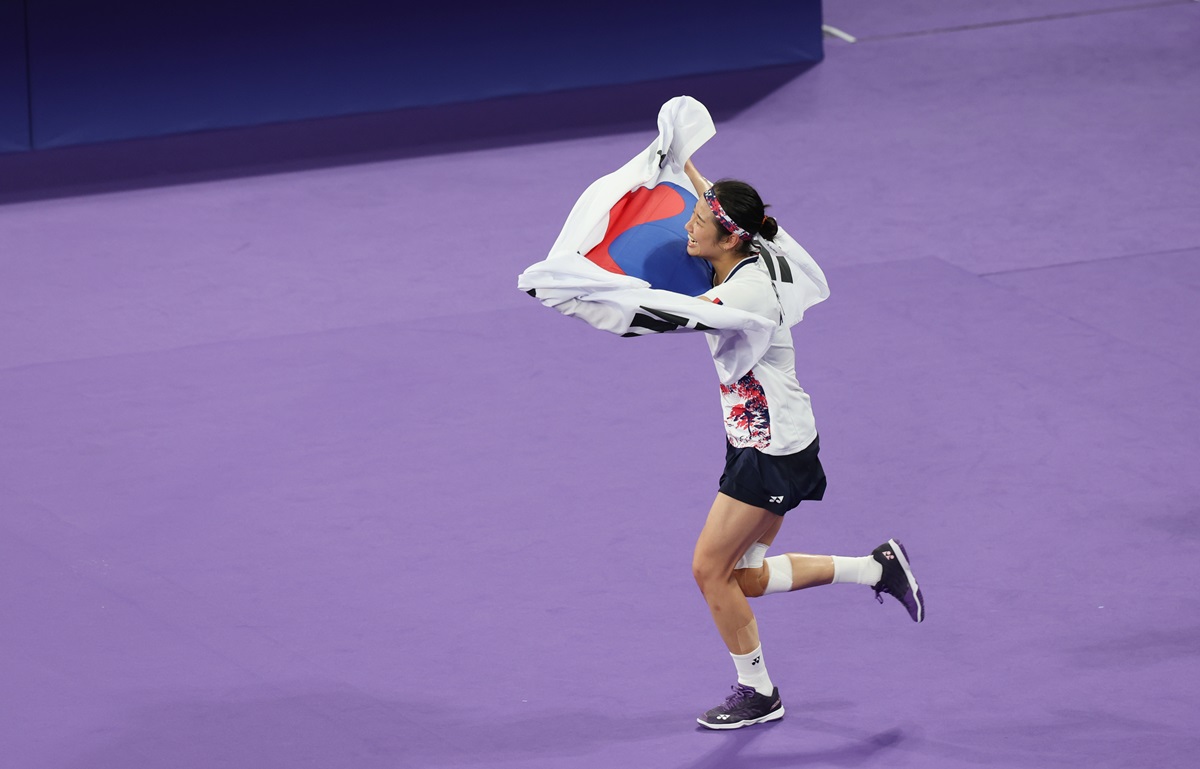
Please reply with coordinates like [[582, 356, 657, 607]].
[[721, 370, 771, 449]]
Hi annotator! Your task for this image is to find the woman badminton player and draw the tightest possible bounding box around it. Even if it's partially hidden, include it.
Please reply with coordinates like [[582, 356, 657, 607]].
[[681, 158, 924, 730]]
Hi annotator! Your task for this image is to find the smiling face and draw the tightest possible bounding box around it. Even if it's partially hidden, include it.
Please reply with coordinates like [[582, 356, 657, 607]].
[[685, 200, 738, 260]]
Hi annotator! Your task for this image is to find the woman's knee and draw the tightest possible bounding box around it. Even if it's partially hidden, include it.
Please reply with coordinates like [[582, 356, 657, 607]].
[[735, 566, 769, 598], [692, 554, 730, 593], [693, 556, 769, 598]]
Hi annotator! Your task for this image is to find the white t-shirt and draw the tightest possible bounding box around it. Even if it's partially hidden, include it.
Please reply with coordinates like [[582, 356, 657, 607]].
[[703, 255, 818, 456]]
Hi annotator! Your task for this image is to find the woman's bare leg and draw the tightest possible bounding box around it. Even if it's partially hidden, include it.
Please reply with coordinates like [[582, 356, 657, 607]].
[[692, 493, 789, 730], [691, 493, 780, 654]]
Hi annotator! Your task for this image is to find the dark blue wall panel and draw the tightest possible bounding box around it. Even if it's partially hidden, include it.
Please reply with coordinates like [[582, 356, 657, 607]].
[[26, 0, 822, 149], [0, 0, 30, 153]]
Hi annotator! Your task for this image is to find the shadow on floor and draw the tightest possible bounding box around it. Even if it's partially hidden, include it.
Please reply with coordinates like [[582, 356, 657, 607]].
[[54, 684, 684, 769], [683, 722, 904, 769]]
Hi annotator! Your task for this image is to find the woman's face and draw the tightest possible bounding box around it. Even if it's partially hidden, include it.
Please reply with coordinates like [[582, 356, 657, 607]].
[[685, 200, 734, 259]]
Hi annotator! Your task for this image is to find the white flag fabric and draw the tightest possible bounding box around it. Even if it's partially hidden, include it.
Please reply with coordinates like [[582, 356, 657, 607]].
[[517, 96, 830, 385]]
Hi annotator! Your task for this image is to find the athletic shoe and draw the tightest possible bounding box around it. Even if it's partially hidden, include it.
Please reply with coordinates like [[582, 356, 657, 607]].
[[871, 538, 924, 623], [697, 684, 784, 730]]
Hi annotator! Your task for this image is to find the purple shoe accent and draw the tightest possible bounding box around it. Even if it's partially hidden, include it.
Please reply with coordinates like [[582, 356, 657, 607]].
[[872, 538, 925, 623], [894, 539, 925, 623]]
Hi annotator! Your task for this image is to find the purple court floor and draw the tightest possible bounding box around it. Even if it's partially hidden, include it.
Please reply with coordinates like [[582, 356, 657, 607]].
[[3, 2, 1199, 767]]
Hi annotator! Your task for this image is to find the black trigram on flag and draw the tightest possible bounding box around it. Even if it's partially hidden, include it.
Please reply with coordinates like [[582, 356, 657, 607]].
[[623, 306, 716, 337]]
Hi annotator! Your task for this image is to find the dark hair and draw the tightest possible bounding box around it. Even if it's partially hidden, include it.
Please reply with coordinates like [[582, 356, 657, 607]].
[[710, 179, 779, 253]]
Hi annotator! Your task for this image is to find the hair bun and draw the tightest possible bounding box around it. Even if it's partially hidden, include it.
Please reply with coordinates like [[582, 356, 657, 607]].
[[759, 215, 779, 241]]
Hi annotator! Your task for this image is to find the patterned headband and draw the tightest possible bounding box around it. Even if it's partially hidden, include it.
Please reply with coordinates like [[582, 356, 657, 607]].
[[703, 188, 755, 241]]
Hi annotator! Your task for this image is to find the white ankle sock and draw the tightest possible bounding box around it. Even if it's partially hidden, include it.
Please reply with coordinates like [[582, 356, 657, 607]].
[[831, 555, 882, 586], [763, 554, 793, 595], [732, 645, 773, 695]]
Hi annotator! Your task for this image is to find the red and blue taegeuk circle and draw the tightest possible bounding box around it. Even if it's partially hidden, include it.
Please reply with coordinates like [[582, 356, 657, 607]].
[[585, 182, 711, 296]]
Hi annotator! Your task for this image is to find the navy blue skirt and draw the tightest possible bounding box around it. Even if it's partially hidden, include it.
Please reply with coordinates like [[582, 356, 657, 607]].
[[719, 435, 826, 515]]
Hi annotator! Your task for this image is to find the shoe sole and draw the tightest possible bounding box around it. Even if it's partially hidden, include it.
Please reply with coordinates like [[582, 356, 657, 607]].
[[697, 706, 785, 730], [889, 538, 924, 623]]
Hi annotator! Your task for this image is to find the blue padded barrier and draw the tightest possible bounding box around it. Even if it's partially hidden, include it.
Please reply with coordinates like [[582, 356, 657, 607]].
[[26, 0, 822, 149], [0, 1, 30, 153], [0, 59, 818, 203]]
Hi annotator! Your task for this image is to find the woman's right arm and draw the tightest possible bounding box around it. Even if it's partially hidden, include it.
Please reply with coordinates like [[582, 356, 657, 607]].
[[684, 159, 712, 198]]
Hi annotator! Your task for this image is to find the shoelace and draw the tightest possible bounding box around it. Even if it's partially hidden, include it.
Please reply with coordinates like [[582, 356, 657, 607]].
[[873, 576, 897, 604], [723, 684, 757, 708]]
